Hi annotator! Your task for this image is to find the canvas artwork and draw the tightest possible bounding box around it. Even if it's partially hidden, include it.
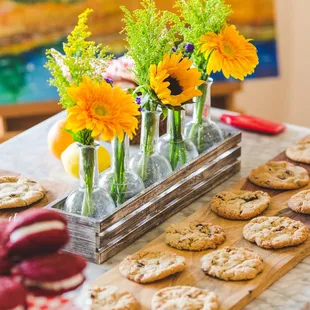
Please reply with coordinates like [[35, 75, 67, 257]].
[[0, 0, 278, 105]]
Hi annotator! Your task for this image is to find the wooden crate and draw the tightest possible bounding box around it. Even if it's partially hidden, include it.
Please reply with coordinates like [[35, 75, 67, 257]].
[[47, 128, 242, 263]]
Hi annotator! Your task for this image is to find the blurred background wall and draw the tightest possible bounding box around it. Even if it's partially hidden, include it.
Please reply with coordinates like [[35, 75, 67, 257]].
[[236, 0, 310, 127], [0, 0, 308, 138]]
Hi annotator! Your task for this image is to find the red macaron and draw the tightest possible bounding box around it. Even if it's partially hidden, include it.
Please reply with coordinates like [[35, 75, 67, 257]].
[[5, 209, 69, 257], [0, 276, 27, 310], [13, 252, 86, 296]]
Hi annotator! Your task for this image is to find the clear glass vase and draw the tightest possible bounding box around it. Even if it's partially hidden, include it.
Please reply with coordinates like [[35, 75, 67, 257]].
[[129, 110, 172, 188], [99, 134, 144, 206], [158, 110, 198, 171], [64, 142, 115, 219], [184, 78, 224, 154]]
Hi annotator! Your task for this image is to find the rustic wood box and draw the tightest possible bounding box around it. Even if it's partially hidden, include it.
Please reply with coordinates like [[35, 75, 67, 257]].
[[47, 126, 241, 264]]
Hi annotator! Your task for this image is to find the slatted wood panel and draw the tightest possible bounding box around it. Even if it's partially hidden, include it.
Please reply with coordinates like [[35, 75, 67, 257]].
[[92, 150, 310, 310]]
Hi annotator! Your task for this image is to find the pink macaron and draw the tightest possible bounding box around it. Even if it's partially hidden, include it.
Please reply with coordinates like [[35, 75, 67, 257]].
[[0, 276, 27, 310], [13, 252, 86, 296], [5, 209, 69, 257]]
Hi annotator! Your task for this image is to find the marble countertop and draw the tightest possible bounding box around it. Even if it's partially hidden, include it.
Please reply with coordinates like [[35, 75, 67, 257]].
[[0, 109, 309, 309]]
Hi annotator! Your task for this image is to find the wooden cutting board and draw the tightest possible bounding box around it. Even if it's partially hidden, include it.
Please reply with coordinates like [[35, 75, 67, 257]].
[[92, 150, 310, 310], [0, 169, 69, 220]]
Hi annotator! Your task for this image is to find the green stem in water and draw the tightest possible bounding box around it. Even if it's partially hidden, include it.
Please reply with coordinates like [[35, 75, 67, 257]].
[[168, 110, 187, 170], [110, 136, 127, 205], [81, 146, 95, 217], [139, 112, 156, 181]]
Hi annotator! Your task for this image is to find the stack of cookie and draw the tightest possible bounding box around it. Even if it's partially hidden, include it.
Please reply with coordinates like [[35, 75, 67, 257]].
[[0, 208, 87, 310], [94, 140, 310, 310]]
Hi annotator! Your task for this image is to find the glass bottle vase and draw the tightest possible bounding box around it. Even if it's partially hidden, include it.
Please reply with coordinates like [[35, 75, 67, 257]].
[[99, 134, 144, 206], [64, 142, 115, 219], [158, 110, 198, 171], [184, 77, 224, 154], [129, 110, 172, 188]]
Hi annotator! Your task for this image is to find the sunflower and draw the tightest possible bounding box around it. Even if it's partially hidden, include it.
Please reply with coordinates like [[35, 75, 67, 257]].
[[66, 77, 139, 141], [199, 25, 259, 80], [149, 53, 203, 107]]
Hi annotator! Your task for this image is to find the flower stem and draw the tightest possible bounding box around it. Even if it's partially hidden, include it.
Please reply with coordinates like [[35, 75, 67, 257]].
[[110, 136, 127, 205], [168, 110, 187, 170], [139, 112, 156, 180], [81, 146, 95, 217]]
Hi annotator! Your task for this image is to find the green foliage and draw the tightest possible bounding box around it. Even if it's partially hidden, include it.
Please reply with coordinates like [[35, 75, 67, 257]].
[[175, 0, 232, 78], [175, 0, 232, 44], [45, 8, 112, 109], [121, 0, 179, 95], [45, 53, 75, 108], [69, 129, 94, 145]]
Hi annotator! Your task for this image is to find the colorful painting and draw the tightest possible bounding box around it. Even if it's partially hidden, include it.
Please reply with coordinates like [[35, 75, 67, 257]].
[[0, 0, 278, 104]]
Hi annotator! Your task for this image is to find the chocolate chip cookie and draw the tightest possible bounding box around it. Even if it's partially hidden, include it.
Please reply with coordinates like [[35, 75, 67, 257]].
[[211, 190, 271, 220], [249, 161, 309, 190], [119, 251, 186, 283], [152, 286, 219, 310], [288, 189, 310, 214], [201, 246, 264, 281], [165, 221, 226, 251], [243, 216, 309, 249]]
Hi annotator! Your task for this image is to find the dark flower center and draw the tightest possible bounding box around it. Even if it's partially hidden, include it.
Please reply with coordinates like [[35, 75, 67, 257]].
[[164, 76, 183, 96]]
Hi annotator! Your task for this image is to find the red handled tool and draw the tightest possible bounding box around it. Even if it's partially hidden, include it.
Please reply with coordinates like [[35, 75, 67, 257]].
[[220, 114, 286, 134]]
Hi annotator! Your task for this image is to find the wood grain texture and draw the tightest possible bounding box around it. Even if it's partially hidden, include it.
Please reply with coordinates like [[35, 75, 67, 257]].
[[0, 169, 69, 220], [92, 147, 310, 310]]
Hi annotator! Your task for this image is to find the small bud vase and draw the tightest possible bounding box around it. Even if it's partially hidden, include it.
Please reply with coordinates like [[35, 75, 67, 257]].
[[158, 109, 198, 171], [99, 134, 144, 206], [184, 78, 224, 153], [64, 142, 115, 219], [129, 110, 172, 188]]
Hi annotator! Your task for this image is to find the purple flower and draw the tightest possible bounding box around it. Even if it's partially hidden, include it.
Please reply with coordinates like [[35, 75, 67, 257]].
[[135, 96, 142, 111], [185, 43, 194, 53], [172, 47, 177, 52], [135, 96, 141, 104], [104, 77, 113, 85]]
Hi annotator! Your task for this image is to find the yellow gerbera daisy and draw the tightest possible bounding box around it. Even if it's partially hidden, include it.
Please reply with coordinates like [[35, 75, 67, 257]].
[[66, 77, 139, 141], [149, 53, 203, 107], [199, 25, 259, 80]]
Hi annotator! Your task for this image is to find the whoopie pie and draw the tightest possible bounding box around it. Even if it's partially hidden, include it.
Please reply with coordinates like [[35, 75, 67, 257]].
[[5, 209, 69, 257], [13, 252, 86, 296]]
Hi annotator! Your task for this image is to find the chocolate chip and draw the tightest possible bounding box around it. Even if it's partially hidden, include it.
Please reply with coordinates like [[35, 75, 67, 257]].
[[275, 225, 285, 231], [137, 262, 145, 268], [243, 196, 257, 202], [196, 224, 204, 231], [216, 195, 224, 201]]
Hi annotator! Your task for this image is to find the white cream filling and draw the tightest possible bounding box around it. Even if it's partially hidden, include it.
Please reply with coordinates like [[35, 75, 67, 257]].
[[24, 273, 84, 291], [10, 221, 66, 242]]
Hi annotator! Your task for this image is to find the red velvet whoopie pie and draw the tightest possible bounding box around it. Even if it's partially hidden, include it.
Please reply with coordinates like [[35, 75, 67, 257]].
[[5, 209, 69, 257], [13, 252, 86, 296]]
